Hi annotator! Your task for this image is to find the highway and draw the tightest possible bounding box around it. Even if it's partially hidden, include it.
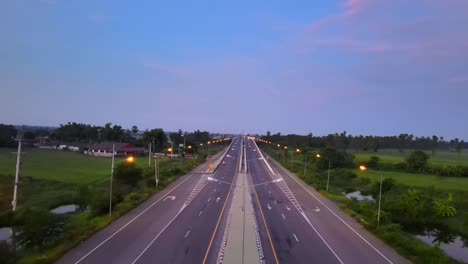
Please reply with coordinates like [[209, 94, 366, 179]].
[[245, 137, 409, 264], [57, 135, 409, 264], [57, 137, 241, 264]]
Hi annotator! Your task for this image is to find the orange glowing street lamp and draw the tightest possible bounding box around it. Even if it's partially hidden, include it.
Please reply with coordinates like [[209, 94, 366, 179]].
[[315, 153, 332, 191], [187, 145, 192, 149], [126, 156, 135, 163], [359, 164, 383, 226], [296, 148, 300, 153]]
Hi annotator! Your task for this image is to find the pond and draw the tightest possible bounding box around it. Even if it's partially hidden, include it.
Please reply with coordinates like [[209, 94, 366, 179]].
[[345, 191, 375, 202], [50, 204, 79, 214], [0, 227, 12, 245], [415, 229, 468, 263]]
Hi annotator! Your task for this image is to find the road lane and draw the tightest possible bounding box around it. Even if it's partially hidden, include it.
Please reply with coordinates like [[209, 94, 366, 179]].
[[246, 139, 341, 264], [133, 142, 240, 263], [249, 138, 409, 264], [267, 155, 410, 264], [57, 138, 239, 264]]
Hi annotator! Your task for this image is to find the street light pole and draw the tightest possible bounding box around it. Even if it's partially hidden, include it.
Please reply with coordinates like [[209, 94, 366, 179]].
[[155, 157, 159, 187], [12, 138, 22, 212], [360, 165, 383, 226], [109, 144, 115, 217], [304, 151, 308, 176], [377, 173, 383, 226], [326, 159, 331, 192], [315, 153, 332, 192], [148, 142, 152, 166]]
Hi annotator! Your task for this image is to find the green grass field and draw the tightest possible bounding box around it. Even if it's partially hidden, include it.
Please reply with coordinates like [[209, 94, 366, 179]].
[[354, 149, 468, 166], [354, 169, 468, 191], [0, 148, 164, 185], [0, 147, 205, 214]]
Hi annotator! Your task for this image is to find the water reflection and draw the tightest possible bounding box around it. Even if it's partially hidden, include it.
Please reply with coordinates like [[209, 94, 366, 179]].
[[405, 223, 468, 263], [0, 227, 12, 245], [50, 204, 79, 214]]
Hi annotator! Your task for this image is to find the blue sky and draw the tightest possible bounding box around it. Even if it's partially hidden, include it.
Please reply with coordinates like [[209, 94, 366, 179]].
[[1, 0, 468, 139]]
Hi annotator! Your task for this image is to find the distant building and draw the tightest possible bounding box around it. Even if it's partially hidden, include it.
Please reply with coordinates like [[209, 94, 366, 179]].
[[86, 143, 145, 157]]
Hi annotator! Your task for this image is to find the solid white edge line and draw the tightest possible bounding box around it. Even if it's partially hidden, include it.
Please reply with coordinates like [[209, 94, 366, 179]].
[[73, 173, 197, 264], [73, 150, 227, 264], [131, 209, 184, 264], [251, 139, 344, 264], [272, 157, 395, 264]]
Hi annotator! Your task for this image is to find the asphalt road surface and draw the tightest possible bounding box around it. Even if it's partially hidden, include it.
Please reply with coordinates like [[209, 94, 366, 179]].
[[245, 138, 409, 264], [58, 136, 409, 264], [57, 137, 241, 264]]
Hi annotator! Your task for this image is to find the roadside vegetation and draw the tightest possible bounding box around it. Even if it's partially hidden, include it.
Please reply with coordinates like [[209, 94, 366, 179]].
[[0, 122, 229, 264], [258, 132, 468, 264]]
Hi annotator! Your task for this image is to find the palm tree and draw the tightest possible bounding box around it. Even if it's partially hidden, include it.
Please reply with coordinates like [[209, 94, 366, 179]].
[[433, 194, 457, 217]]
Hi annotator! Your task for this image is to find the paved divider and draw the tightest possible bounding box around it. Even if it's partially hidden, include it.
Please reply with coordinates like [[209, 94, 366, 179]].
[[217, 136, 263, 264]]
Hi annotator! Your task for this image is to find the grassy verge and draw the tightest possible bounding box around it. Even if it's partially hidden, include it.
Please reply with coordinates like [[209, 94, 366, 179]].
[[0, 145, 228, 264], [354, 170, 468, 191], [263, 148, 459, 264]]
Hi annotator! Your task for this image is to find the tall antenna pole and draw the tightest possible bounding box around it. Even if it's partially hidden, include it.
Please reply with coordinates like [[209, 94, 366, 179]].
[[12, 139, 22, 212]]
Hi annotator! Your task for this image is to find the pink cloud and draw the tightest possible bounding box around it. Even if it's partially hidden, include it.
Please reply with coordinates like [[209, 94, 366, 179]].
[[344, 0, 372, 17]]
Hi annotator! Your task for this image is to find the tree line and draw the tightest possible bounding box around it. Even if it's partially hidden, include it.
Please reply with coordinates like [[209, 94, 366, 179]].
[[0, 123, 214, 153], [263, 131, 466, 157]]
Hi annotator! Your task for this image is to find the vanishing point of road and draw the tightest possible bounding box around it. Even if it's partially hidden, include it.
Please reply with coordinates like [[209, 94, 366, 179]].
[[57, 136, 409, 264]]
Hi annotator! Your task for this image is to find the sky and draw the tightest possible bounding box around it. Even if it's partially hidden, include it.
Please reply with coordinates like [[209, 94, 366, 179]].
[[1, 0, 468, 139]]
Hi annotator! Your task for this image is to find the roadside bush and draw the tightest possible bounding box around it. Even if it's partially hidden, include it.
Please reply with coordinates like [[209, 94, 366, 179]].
[[0, 241, 15, 264], [330, 169, 357, 188], [366, 156, 380, 169], [316, 148, 355, 170], [77, 185, 90, 211], [376, 224, 451, 264], [370, 178, 396, 197], [406, 150, 429, 171], [89, 193, 109, 216], [124, 192, 144, 207], [13, 208, 61, 249], [114, 161, 143, 187]]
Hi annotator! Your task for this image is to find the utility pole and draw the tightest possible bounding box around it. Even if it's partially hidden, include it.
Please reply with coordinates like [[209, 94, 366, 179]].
[[377, 173, 383, 226], [155, 157, 159, 187], [326, 159, 331, 192], [303, 151, 308, 176], [109, 144, 115, 217], [12, 139, 22, 212], [148, 142, 152, 166]]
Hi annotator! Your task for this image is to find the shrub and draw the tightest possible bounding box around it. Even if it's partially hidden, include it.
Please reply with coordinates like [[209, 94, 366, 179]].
[[114, 161, 143, 187], [13, 208, 60, 249], [406, 150, 429, 171], [77, 185, 90, 211], [366, 156, 380, 169], [0, 241, 15, 264], [316, 148, 355, 170], [89, 193, 109, 216]]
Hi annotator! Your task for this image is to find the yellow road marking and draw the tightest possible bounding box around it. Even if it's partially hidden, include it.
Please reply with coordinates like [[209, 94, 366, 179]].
[[249, 172, 280, 264], [202, 159, 239, 263]]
